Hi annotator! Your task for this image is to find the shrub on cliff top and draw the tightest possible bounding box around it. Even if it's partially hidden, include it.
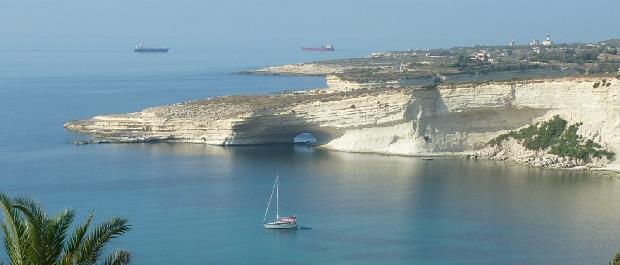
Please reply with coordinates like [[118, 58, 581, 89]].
[[488, 115, 615, 160]]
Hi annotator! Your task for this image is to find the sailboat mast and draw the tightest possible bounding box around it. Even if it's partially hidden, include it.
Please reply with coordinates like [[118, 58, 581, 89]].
[[276, 173, 279, 219], [263, 174, 278, 224]]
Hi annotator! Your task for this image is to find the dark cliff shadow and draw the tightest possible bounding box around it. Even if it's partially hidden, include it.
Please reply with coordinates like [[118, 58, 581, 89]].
[[228, 112, 344, 146], [407, 87, 548, 152]]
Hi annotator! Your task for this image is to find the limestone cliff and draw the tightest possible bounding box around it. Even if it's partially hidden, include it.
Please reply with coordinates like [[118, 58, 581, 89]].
[[326, 75, 402, 92], [65, 77, 620, 171]]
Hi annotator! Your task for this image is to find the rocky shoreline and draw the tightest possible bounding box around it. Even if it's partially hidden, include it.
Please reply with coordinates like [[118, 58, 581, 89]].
[[469, 139, 607, 170]]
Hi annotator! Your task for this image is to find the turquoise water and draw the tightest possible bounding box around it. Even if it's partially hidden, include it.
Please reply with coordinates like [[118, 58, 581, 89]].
[[1, 49, 620, 265]]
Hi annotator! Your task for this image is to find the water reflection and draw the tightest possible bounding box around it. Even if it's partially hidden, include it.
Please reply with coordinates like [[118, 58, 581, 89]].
[[3, 142, 619, 265]]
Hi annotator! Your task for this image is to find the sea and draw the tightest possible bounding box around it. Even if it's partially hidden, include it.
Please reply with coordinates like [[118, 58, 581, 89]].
[[1, 40, 620, 265]]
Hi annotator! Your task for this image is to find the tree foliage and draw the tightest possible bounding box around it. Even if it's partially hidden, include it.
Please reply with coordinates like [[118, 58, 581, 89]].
[[0, 193, 131, 265], [489, 115, 615, 160], [451, 53, 469, 68]]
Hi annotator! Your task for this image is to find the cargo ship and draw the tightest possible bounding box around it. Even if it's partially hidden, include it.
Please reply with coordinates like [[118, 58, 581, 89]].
[[301, 44, 334, 52], [134, 42, 169, 53]]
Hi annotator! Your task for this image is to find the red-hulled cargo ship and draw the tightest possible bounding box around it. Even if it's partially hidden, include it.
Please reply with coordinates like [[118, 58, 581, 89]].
[[301, 44, 335, 52]]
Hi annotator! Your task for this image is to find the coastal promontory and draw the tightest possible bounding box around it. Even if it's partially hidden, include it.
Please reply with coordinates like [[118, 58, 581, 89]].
[[66, 39, 620, 171]]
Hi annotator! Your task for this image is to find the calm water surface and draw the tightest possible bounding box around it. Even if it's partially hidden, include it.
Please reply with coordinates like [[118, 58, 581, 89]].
[[1, 49, 619, 265]]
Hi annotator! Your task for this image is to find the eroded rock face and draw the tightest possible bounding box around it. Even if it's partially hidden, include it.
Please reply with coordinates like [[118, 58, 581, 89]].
[[65, 89, 413, 145], [65, 77, 620, 170]]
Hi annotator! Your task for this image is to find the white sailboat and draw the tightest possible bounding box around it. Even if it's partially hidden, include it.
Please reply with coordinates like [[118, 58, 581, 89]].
[[263, 174, 298, 229]]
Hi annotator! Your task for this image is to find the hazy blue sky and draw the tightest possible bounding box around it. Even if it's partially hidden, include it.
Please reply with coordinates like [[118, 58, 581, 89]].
[[1, 0, 618, 51]]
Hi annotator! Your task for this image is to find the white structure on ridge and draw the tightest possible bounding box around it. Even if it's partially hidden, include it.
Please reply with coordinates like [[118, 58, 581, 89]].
[[542, 34, 553, 46]]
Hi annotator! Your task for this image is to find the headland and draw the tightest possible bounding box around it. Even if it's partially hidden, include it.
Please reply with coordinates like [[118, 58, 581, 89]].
[[65, 38, 620, 171]]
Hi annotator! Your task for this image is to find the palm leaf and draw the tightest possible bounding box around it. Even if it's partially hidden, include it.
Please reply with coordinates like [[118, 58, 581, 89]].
[[98, 250, 130, 265], [13, 197, 48, 265], [61, 213, 93, 265], [0, 193, 132, 265], [0, 193, 27, 265], [76, 217, 131, 265], [43, 209, 75, 265]]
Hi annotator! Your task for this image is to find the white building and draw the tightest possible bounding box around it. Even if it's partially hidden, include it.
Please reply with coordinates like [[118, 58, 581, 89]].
[[475, 50, 489, 62], [542, 34, 553, 46]]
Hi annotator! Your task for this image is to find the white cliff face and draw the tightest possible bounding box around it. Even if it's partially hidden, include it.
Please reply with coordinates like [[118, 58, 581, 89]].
[[65, 90, 414, 145], [513, 79, 620, 153], [326, 75, 401, 92], [65, 77, 620, 170], [322, 77, 620, 170]]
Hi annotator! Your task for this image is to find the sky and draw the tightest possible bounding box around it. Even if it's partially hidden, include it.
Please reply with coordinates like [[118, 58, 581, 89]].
[[1, 0, 618, 51]]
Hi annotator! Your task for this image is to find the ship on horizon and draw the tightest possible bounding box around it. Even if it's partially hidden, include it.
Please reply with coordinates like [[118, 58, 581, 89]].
[[301, 43, 335, 52], [134, 42, 169, 53]]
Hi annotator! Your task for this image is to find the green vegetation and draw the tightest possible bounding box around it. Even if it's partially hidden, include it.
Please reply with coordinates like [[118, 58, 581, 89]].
[[531, 48, 603, 64], [0, 193, 131, 265], [611, 251, 620, 265], [489, 116, 614, 160], [458, 63, 541, 75], [451, 54, 469, 68], [488, 115, 566, 150]]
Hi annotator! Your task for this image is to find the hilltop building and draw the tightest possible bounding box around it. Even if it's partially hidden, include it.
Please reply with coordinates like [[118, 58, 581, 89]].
[[543, 34, 553, 46], [476, 50, 488, 61], [467, 50, 499, 64]]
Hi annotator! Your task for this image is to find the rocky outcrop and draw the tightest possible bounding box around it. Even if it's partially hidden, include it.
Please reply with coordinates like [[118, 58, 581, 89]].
[[65, 77, 620, 171], [472, 139, 610, 169]]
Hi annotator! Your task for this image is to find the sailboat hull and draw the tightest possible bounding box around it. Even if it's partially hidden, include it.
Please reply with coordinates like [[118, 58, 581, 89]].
[[264, 222, 298, 229]]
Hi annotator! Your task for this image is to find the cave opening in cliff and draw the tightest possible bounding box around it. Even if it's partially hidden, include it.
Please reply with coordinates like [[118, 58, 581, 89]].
[[293, 132, 317, 145]]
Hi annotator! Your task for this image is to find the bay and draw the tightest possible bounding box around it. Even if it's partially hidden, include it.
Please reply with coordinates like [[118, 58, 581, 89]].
[[0, 47, 619, 265]]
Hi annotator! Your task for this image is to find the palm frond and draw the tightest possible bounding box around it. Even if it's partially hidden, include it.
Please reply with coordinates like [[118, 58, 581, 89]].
[[0, 193, 132, 265], [13, 197, 48, 265], [98, 250, 131, 265], [76, 217, 131, 265], [2, 223, 19, 265], [61, 213, 93, 265], [43, 208, 75, 265], [0, 193, 27, 265]]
